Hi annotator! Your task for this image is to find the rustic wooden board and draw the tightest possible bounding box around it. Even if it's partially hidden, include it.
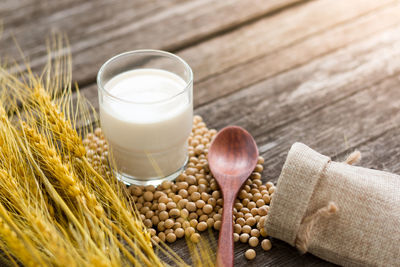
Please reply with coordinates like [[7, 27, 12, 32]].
[[160, 231, 336, 266], [193, 25, 400, 178], [0, 0, 303, 85], [179, 0, 396, 85], [185, 26, 400, 265], [79, 24, 400, 129], [2, 0, 400, 266], [195, 26, 400, 132], [193, 2, 400, 107], [74, 22, 400, 267], [228, 79, 400, 266], [1, 0, 88, 27], [341, 126, 400, 174], [79, 0, 399, 108], [165, 80, 400, 266], [258, 76, 400, 178]]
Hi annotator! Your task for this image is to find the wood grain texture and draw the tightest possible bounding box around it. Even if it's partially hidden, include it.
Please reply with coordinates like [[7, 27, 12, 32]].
[[74, 14, 400, 266], [78, 0, 400, 108], [179, 0, 395, 86], [0, 0, 303, 84], [1, 0, 88, 28], [79, 24, 400, 133], [197, 67, 400, 267], [194, 44, 400, 182], [336, 126, 400, 174], [256, 76, 400, 181], [75, 25, 400, 266], [195, 26, 400, 134], [192, 1, 400, 107], [186, 26, 400, 265]]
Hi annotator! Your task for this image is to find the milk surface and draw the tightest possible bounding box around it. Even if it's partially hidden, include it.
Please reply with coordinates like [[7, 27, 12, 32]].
[[100, 69, 192, 180]]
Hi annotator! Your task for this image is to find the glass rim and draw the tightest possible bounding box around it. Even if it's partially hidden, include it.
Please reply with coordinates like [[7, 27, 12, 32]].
[[97, 49, 193, 105]]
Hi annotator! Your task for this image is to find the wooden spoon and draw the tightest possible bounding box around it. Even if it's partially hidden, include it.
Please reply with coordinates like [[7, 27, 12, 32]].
[[208, 126, 259, 267]]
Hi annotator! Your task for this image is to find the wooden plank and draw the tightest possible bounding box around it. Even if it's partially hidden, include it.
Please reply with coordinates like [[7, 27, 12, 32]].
[[336, 126, 400, 174], [162, 231, 335, 266], [169, 86, 400, 265], [232, 82, 400, 265], [0, 0, 185, 72], [80, 25, 400, 131], [0, 0, 304, 84], [182, 26, 400, 266], [76, 25, 400, 265], [1, 0, 182, 36], [193, 1, 400, 107], [1, 0, 85, 27], [0, 0, 178, 32], [77, 0, 398, 107], [78, 21, 400, 132], [179, 0, 395, 85], [255, 77, 400, 181], [195, 25, 400, 132]]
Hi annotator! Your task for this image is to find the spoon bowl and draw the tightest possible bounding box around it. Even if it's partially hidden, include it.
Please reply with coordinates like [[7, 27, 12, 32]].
[[208, 126, 259, 267]]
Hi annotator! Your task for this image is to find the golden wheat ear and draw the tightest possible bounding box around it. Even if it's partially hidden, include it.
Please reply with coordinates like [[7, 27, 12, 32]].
[[0, 37, 157, 267]]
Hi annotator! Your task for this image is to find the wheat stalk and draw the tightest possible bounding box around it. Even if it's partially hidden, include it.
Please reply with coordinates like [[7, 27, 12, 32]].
[[0, 203, 45, 267], [31, 86, 86, 158], [27, 86, 166, 265], [20, 122, 161, 266], [0, 33, 191, 267], [0, 110, 112, 266], [22, 122, 104, 214]]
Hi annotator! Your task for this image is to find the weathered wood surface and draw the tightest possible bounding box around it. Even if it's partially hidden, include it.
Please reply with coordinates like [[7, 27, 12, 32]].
[[2, 0, 400, 266], [1, 0, 303, 85], [80, 0, 400, 107]]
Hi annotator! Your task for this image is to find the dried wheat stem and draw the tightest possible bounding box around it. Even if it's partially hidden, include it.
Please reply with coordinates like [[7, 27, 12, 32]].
[[22, 123, 104, 216], [17, 131, 111, 265], [0, 204, 45, 266], [32, 87, 86, 157]]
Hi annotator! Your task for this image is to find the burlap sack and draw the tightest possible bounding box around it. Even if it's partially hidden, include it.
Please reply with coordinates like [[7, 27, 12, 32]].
[[265, 143, 400, 266]]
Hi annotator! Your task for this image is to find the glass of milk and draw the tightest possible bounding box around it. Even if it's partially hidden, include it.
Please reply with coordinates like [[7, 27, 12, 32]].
[[97, 50, 193, 186]]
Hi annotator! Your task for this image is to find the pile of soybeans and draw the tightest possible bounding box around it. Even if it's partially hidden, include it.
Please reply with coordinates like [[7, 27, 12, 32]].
[[83, 115, 276, 261]]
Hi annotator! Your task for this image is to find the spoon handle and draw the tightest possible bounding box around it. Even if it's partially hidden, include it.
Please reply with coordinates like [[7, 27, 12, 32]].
[[216, 194, 235, 267]]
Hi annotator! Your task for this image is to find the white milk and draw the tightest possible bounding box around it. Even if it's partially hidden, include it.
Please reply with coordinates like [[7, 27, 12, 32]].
[[100, 68, 192, 181]]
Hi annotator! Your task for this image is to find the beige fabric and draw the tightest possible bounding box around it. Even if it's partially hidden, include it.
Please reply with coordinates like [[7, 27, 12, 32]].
[[265, 143, 400, 267]]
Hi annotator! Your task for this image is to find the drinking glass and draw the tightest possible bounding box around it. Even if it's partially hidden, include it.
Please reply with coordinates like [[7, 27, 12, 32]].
[[97, 50, 193, 185]]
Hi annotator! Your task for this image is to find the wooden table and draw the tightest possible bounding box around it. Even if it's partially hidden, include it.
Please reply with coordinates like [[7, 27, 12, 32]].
[[2, 0, 400, 265]]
